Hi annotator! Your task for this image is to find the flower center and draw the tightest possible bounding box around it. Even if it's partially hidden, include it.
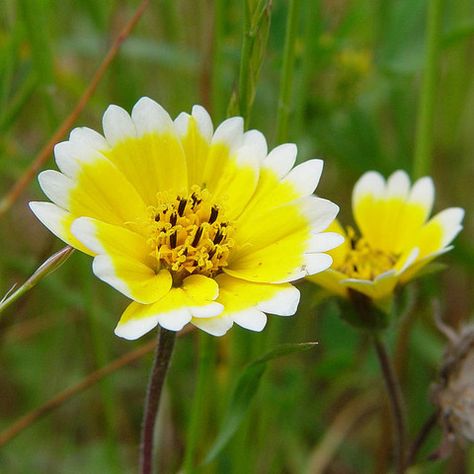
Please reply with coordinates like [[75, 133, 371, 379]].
[[147, 185, 234, 283], [337, 227, 397, 280]]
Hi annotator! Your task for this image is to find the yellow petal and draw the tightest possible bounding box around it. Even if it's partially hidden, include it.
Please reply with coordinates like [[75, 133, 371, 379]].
[[324, 220, 349, 268], [308, 268, 348, 298], [115, 288, 191, 339], [182, 274, 219, 302], [353, 171, 435, 254], [93, 255, 172, 304], [174, 106, 213, 188], [217, 273, 300, 315], [408, 207, 464, 260], [71, 217, 151, 263], [342, 271, 398, 300], [102, 98, 188, 204], [115, 284, 224, 340], [29, 202, 94, 255], [49, 143, 148, 225], [228, 196, 338, 283]]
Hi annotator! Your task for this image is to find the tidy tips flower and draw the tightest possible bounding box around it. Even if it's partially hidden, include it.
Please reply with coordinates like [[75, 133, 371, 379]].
[[30, 97, 342, 339], [309, 170, 464, 303]]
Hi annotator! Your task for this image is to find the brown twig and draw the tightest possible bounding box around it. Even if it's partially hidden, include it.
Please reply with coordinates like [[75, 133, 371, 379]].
[[0, 0, 150, 217], [0, 325, 193, 447]]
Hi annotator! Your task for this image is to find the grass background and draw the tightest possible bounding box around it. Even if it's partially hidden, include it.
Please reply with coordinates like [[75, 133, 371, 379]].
[[0, 0, 473, 472]]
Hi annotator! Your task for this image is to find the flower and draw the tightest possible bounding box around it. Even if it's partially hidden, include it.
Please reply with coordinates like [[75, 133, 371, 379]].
[[309, 170, 464, 303], [30, 98, 341, 339]]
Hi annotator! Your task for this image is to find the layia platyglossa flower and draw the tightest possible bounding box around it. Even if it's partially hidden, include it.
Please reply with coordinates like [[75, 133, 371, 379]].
[[30, 98, 342, 339], [309, 170, 464, 302]]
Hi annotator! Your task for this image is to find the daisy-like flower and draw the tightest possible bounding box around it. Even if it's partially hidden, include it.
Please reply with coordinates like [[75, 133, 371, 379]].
[[30, 98, 341, 339], [309, 170, 464, 304]]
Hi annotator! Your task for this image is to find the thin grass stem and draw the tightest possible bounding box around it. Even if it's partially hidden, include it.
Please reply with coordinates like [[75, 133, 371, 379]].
[[413, 0, 443, 178], [276, 0, 301, 143]]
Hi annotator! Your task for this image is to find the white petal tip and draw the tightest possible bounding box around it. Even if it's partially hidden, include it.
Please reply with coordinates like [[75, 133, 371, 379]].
[[114, 317, 159, 340]]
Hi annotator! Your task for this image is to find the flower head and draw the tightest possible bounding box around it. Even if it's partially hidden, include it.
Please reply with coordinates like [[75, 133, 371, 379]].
[[30, 98, 341, 339], [309, 170, 464, 302]]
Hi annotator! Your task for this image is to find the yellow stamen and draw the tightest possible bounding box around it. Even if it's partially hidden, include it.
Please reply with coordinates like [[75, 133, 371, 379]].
[[147, 185, 234, 283], [337, 227, 397, 280]]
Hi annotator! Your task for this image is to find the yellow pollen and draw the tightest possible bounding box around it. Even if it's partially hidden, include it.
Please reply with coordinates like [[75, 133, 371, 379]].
[[337, 227, 397, 280], [147, 185, 234, 283]]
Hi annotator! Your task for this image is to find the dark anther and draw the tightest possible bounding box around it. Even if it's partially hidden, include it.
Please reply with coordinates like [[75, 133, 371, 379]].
[[214, 229, 224, 244], [191, 193, 202, 208], [178, 198, 187, 216], [208, 248, 216, 259], [192, 226, 204, 247], [170, 212, 177, 226], [154, 214, 161, 222], [170, 231, 177, 249], [209, 206, 218, 224]]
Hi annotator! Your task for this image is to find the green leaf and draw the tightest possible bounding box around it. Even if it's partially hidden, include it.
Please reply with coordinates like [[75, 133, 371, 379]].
[[202, 342, 317, 464]]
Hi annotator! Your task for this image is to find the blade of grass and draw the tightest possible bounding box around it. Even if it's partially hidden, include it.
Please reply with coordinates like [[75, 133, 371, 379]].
[[228, 0, 273, 120], [0, 72, 39, 133], [0, 246, 74, 318], [413, 0, 443, 178], [275, 0, 301, 143], [211, 0, 226, 120], [203, 342, 317, 465], [18, 0, 58, 128]]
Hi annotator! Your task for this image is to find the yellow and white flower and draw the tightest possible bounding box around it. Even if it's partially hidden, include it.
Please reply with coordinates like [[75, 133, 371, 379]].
[[30, 98, 341, 339], [310, 170, 464, 302]]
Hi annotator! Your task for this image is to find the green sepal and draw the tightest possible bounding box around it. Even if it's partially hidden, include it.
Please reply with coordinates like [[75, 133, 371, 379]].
[[337, 289, 392, 330]]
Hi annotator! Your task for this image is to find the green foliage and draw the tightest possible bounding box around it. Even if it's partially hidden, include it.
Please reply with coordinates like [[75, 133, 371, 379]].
[[204, 342, 317, 464], [0, 0, 473, 472]]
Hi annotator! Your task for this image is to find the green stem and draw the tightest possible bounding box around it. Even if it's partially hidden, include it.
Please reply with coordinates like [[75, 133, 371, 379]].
[[372, 334, 407, 474], [413, 0, 443, 178], [183, 333, 215, 473], [237, 0, 253, 118], [276, 0, 301, 143], [0, 246, 74, 317], [211, 0, 226, 120], [140, 328, 177, 474], [293, 0, 321, 136]]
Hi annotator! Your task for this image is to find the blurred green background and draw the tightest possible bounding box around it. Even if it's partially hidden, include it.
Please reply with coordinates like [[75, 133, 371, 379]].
[[0, 0, 473, 472]]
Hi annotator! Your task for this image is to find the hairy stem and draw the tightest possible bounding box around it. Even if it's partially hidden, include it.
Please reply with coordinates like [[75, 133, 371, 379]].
[[141, 328, 177, 474], [372, 334, 407, 474]]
